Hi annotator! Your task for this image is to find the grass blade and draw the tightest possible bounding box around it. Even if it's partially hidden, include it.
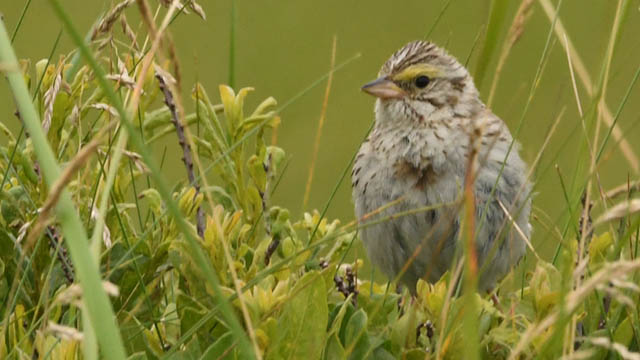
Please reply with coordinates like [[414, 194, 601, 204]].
[[46, 0, 257, 357], [0, 18, 127, 360], [474, 0, 509, 90]]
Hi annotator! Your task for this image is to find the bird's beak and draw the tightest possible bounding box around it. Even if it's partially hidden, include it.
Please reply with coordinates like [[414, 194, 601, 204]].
[[361, 77, 406, 99]]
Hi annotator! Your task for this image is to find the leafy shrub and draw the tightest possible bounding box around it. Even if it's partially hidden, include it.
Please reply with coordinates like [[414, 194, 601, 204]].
[[1, 1, 639, 359]]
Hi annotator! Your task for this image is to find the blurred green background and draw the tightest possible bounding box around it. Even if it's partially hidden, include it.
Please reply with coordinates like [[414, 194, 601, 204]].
[[2, 0, 639, 261]]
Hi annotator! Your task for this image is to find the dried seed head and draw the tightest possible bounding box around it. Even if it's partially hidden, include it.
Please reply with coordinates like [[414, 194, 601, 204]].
[[91, 0, 135, 40], [120, 14, 139, 50], [507, 0, 535, 48], [42, 66, 63, 133], [188, 1, 206, 20]]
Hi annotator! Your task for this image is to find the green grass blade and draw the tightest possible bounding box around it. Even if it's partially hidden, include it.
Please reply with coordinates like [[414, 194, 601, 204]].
[[0, 18, 128, 360], [423, 0, 454, 39], [474, 0, 509, 90], [45, 0, 257, 357], [10, 0, 34, 43]]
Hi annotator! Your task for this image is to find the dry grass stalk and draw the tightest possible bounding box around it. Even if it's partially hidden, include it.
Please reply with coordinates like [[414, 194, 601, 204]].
[[584, 337, 640, 360], [42, 65, 63, 133], [25, 122, 117, 249], [47, 322, 84, 341], [121, 149, 149, 173], [106, 58, 136, 88], [133, 2, 263, 357], [156, 0, 206, 20], [55, 281, 120, 305], [462, 122, 485, 274], [165, 32, 182, 88], [605, 180, 640, 199], [532, 206, 565, 242], [509, 258, 640, 360], [120, 15, 139, 51], [563, 34, 583, 117], [303, 35, 337, 209], [90, 206, 112, 247], [435, 260, 465, 358], [90, 102, 119, 117], [188, 0, 206, 20], [135, 0, 158, 42], [570, 0, 627, 352], [128, 0, 178, 113], [537, 0, 640, 174], [91, 0, 135, 40], [506, 107, 565, 225], [487, 0, 534, 106], [594, 198, 640, 225], [559, 349, 598, 360], [497, 199, 541, 260]]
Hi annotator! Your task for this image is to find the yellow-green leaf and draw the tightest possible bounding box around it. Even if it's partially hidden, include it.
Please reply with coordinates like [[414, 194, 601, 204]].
[[267, 271, 328, 360]]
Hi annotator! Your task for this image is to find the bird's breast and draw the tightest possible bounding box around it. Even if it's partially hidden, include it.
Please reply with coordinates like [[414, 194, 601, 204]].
[[352, 129, 465, 219]]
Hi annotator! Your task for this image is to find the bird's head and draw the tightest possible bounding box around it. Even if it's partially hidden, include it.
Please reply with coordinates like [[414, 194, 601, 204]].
[[362, 41, 481, 125]]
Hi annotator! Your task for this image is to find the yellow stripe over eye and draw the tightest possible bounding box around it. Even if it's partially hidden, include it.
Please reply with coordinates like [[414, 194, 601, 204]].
[[391, 64, 442, 82]]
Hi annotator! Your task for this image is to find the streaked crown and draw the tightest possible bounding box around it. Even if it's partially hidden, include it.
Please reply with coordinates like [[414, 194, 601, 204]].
[[380, 41, 468, 80]]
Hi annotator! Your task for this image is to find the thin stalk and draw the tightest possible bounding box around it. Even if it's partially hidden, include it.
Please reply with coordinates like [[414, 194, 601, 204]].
[[423, 0, 454, 39], [537, 0, 639, 174], [474, 0, 509, 90], [46, 1, 256, 357], [302, 35, 337, 209], [10, 0, 34, 43], [0, 18, 127, 360]]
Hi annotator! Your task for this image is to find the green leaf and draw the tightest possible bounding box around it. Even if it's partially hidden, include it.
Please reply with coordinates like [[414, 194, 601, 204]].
[[328, 298, 353, 337], [403, 349, 428, 360], [201, 332, 236, 360], [390, 304, 416, 350], [343, 309, 370, 360], [267, 271, 328, 360], [323, 333, 346, 360], [613, 315, 633, 346], [589, 232, 613, 267]]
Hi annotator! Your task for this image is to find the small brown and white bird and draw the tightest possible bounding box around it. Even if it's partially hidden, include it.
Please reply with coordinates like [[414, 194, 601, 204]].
[[352, 41, 531, 292]]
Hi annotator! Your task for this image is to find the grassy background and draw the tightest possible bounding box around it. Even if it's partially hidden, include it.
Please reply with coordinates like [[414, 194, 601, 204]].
[[3, 1, 639, 247], [2, 0, 640, 358]]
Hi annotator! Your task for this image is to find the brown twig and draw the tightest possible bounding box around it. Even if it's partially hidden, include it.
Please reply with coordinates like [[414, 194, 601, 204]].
[[47, 225, 74, 284], [156, 71, 205, 237], [263, 154, 277, 265], [264, 234, 279, 266]]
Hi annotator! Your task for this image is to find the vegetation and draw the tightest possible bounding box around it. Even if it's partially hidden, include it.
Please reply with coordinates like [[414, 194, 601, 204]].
[[1, 0, 639, 359]]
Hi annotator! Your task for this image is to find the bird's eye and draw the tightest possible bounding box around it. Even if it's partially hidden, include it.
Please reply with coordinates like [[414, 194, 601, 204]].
[[414, 75, 430, 88]]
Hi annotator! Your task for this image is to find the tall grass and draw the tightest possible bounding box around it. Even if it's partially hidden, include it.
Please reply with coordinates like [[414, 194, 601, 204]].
[[0, 0, 639, 359]]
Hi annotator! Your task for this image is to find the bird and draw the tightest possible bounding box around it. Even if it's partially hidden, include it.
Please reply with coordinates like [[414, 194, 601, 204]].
[[352, 40, 531, 293]]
